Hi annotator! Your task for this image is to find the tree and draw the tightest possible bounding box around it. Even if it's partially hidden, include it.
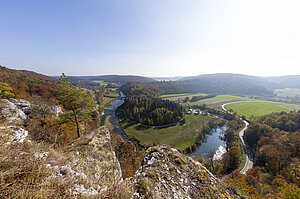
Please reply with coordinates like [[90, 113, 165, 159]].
[[56, 74, 96, 137], [0, 82, 15, 99], [222, 146, 240, 173]]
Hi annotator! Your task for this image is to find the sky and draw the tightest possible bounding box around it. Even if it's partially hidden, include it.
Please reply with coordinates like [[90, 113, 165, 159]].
[[0, 0, 299, 77]]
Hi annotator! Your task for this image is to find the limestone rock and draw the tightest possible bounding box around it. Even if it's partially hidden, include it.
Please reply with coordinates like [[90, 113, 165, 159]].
[[131, 145, 242, 199], [8, 98, 31, 114], [0, 99, 26, 124], [47, 126, 123, 196]]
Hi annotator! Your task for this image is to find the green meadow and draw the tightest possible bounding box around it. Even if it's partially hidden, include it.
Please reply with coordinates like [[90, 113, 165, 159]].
[[93, 80, 109, 86], [116, 111, 218, 151], [160, 93, 207, 101], [188, 95, 257, 105], [225, 101, 300, 119]]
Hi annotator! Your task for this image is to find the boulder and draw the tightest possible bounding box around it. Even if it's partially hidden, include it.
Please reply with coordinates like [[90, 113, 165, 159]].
[[0, 99, 26, 124]]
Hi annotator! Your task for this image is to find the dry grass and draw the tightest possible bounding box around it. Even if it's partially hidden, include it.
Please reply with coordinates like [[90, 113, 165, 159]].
[[0, 123, 135, 199], [0, 135, 101, 198], [0, 140, 71, 198]]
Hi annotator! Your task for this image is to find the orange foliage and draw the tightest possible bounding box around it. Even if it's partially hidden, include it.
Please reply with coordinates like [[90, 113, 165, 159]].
[[0, 65, 58, 101]]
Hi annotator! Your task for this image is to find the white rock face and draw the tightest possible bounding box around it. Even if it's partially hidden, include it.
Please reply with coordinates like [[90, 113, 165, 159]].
[[53, 105, 63, 117], [0, 99, 26, 124], [73, 184, 98, 196], [45, 127, 123, 196], [0, 126, 29, 144], [132, 145, 242, 199], [8, 98, 31, 112]]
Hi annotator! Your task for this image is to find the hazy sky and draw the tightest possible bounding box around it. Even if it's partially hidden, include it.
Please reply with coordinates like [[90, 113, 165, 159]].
[[0, 0, 299, 77]]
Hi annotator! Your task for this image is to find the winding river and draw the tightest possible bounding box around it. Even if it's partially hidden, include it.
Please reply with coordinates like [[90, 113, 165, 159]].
[[101, 93, 228, 160], [100, 91, 129, 141], [189, 125, 228, 161]]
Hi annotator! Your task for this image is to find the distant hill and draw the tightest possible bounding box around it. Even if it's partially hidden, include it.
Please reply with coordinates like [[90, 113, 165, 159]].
[[151, 76, 188, 81], [177, 73, 273, 96], [78, 75, 156, 84], [264, 75, 300, 89], [0, 66, 58, 101], [52, 76, 99, 88]]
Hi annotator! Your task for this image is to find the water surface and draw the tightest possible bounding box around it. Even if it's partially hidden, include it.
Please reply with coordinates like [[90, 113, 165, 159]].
[[189, 125, 227, 160]]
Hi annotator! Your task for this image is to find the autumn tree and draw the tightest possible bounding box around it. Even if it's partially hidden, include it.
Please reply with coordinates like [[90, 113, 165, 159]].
[[56, 74, 96, 137], [0, 82, 15, 99]]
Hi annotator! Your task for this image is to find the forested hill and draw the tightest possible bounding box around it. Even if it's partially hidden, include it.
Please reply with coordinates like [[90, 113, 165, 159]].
[[121, 74, 273, 96], [52, 76, 100, 89], [178, 73, 273, 95], [264, 75, 300, 89], [178, 73, 300, 92], [0, 66, 58, 101], [78, 75, 156, 84]]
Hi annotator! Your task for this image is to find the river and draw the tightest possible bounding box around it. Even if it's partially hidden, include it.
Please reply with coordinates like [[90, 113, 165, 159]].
[[100, 91, 129, 141], [101, 93, 228, 158], [189, 125, 228, 161]]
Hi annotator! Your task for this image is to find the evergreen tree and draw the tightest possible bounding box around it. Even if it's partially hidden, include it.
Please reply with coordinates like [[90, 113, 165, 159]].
[[56, 74, 96, 137]]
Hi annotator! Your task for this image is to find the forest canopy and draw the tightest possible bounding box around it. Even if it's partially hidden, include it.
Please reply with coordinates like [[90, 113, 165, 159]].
[[120, 82, 184, 126], [242, 111, 300, 196]]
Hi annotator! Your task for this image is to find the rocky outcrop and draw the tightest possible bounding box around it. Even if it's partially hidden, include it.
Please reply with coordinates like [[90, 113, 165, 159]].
[[8, 98, 31, 114], [52, 105, 62, 117], [45, 126, 123, 197], [131, 145, 242, 199], [0, 99, 26, 124]]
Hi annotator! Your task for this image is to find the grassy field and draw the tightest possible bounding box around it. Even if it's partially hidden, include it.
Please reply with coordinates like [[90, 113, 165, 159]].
[[185, 95, 258, 106], [105, 90, 119, 97], [117, 111, 218, 151], [93, 80, 109, 86], [160, 93, 207, 101], [101, 90, 120, 107], [102, 96, 117, 106], [225, 101, 300, 119], [160, 93, 192, 98]]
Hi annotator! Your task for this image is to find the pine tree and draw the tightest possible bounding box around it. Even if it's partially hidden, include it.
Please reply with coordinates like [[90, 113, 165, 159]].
[[56, 74, 96, 137]]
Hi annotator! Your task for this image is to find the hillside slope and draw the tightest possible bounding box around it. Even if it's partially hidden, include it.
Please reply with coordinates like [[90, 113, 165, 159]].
[[177, 73, 273, 95], [265, 75, 300, 89], [0, 66, 57, 101]]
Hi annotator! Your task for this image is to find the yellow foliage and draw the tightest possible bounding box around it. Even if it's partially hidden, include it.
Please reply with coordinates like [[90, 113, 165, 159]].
[[277, 183, 300, 199], [227, 177, 260, 198]]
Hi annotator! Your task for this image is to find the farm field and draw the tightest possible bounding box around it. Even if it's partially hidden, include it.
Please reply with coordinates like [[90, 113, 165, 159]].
[[160, 93, 191, 98], [93, 80, 109, 86], [225, 101, 300, 119], [116, 111, 219, 152], [185, 95, 258, 106], [160, 93, 207, 101]]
